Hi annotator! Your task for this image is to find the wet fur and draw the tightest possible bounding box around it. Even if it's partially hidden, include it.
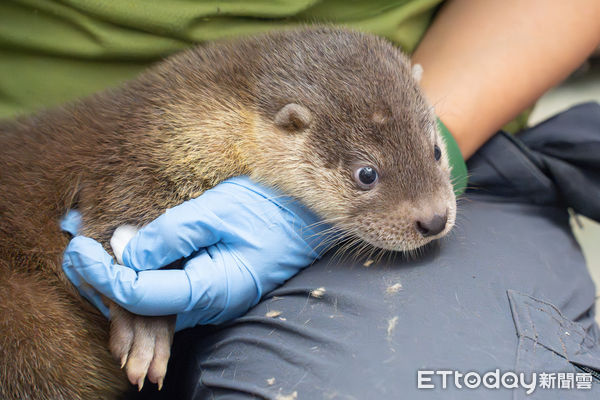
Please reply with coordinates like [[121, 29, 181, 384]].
[[0, 27, 453, 399]]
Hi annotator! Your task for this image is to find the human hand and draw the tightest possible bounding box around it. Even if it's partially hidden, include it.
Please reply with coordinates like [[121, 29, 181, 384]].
[[62, 176, 330, 331]]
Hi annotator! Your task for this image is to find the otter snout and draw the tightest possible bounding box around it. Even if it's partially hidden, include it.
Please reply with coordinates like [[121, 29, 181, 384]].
[[415, 210, 448, 237]]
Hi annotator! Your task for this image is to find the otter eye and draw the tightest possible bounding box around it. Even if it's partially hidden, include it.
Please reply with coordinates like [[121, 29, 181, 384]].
[[434, 144, 441, 161], [354, 166, 378, 190]]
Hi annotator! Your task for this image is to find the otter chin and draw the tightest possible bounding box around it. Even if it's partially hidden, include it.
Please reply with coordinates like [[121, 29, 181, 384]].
[[347, 195, 457, 252]]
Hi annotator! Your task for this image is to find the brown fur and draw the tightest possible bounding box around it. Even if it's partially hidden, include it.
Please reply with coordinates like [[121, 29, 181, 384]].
[[0, 26, 455, 399]]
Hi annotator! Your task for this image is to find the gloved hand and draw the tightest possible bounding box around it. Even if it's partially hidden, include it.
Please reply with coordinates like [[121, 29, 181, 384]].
[[61, 176, 333, 331]]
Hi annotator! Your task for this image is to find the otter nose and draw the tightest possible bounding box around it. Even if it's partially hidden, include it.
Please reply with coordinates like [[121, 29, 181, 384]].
[[416, 212, 448, 237]]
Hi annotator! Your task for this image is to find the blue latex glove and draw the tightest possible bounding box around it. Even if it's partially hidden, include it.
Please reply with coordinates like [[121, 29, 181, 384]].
[[62, 176, 332, 331]]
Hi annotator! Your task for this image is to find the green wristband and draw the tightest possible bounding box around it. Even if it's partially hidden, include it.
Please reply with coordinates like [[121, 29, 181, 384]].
[[437, 118, 467, 196]]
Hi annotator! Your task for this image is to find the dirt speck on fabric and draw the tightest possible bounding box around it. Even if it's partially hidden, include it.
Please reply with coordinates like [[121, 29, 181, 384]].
[[310, 287, 326, 298], [266, 377, 276, 386], [387, 316, 399, 339], [386, 283, 403, 294], [265, 310, 282, 318], [276, 390, 298, 400]]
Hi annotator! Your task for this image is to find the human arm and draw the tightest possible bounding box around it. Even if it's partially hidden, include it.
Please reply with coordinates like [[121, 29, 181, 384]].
[[413, 0, 600, 159]]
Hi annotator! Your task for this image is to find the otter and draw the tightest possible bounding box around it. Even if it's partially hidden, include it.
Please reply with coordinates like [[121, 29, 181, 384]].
[[0, 27, 456, 399]]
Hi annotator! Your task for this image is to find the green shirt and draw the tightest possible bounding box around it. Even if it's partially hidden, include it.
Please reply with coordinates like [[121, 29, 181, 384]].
[[1, 0, 474, 194], [0, 0, 443, 118]]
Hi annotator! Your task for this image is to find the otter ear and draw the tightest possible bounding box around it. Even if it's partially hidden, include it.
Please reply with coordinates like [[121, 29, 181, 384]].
[[412, 64, 423, 83], [274, 103, 312, 132]]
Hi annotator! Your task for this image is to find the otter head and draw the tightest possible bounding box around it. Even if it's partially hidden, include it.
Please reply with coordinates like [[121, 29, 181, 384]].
[[252, 28, 456, 252]]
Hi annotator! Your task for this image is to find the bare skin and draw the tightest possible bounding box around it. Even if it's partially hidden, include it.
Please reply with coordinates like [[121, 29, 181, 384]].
[[413, 0, 600, 159]]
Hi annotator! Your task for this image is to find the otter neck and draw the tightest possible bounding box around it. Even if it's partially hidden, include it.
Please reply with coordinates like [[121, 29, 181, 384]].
[[158, 105, 267, 200]]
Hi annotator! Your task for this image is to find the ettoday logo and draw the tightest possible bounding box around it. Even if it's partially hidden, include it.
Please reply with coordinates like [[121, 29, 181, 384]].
[[417, 370, 594, 395]]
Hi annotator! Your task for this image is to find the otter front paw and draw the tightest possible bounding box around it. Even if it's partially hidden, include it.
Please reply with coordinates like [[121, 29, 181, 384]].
[[108, 304, 175, 391]]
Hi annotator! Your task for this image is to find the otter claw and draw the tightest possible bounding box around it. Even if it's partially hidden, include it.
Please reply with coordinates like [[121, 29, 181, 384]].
[[108, 306, 175, 392]]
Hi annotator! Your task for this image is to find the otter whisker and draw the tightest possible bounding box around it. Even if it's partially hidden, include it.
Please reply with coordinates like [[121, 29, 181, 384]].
[[328, 235, 363, 265], [375, 247, 389, 264], [314, 231, 356, 261], [303, 223, 346, 239], [304, 224, 347, 248], [304, 215, 350, 227], [349, 241, 371, 263], [344, 236, 371, 262]]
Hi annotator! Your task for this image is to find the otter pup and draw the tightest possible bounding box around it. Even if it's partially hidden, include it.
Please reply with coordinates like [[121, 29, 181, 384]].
[[0, 27, 456, 399]]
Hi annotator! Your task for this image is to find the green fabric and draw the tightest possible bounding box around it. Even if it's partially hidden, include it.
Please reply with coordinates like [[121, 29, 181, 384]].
[[1, 0, 470, 193], [0, 0, 443, 119], [438, 118, 467, 196], [502, 107, 532, 134]]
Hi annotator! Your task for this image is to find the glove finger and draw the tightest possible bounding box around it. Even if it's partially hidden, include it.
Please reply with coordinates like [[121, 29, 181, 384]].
[[62, 247, 110, 317], [60, 209, 82, 236], [66, 236, 195, 316], [121, 199, 224, 271], [173, 244, 260, 331]]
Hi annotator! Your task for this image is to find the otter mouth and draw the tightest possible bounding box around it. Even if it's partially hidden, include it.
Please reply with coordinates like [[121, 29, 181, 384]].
[[356, 226, 453, 253], [319, 222, 454, 265], [342, 204, 457, 254]]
